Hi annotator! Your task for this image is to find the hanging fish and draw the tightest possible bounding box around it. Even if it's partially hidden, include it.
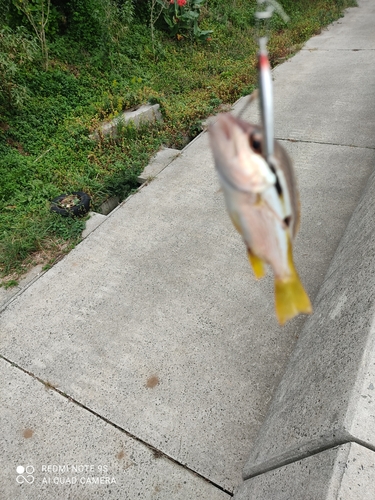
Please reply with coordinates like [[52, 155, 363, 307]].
[[209, 113, 312, 325]]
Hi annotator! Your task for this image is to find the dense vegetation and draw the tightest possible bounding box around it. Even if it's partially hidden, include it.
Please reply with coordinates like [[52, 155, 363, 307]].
[[0, 0, 356, 285]]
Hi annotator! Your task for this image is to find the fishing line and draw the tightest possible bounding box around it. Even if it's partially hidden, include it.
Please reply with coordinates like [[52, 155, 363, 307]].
[[237, 2, 289, 121], [255, 1, 289, 163]]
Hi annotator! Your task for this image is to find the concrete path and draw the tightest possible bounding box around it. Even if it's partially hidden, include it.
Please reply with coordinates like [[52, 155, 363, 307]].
[[1, 1, 375, 498]]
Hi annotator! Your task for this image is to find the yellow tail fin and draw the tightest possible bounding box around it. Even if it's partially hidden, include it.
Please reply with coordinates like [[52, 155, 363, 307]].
[[274, 273, 312, 325], [274, 236, 312, 325]]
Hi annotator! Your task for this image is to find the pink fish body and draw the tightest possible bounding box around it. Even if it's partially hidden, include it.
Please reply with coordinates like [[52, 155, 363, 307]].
[[209, 113, 312, 324]]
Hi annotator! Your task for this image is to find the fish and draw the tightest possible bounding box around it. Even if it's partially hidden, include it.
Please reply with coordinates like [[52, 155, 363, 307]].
[[208, 113, 312, 325]]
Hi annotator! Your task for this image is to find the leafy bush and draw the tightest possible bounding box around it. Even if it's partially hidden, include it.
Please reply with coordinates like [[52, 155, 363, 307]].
[[154, 0, 212, 41], [12, 0, 51, 69], [0, 26, 37, 108], [61, 0, 134, 57]]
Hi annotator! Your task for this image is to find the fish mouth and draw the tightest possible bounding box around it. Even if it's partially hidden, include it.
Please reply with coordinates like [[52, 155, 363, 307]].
[[213, 113, 243, 141], [212, 113, 258, 137], [209, 113, 276, 194], [214, 113, 235, 140]]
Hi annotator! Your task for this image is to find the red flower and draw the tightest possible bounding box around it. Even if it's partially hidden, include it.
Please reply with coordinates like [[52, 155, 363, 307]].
[[177, 0, 187, 6]]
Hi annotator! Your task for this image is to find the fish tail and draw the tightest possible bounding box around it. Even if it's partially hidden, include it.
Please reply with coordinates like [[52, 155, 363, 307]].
[[274, 272, 312, 325], [274, 238, 312, 325]]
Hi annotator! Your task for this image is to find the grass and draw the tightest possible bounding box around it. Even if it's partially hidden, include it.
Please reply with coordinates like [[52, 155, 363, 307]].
[[0, 0, 357, 284]]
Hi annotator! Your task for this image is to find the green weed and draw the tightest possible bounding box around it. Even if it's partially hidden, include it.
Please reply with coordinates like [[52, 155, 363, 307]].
[[1, 279, 19, 289]]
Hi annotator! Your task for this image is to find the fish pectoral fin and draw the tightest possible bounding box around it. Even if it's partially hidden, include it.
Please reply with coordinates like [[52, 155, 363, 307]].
[[274, 273, 312, 325], [247, 249, 266, 279]]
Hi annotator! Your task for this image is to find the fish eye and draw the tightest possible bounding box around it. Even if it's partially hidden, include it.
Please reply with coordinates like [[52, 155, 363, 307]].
[[284, 216, 291, 227], [250, 133, 262, 153]]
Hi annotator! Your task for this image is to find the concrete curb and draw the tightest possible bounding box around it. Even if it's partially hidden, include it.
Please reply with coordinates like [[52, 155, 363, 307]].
[[235, 443, 375, 500], [234, 168, 375, 497]]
